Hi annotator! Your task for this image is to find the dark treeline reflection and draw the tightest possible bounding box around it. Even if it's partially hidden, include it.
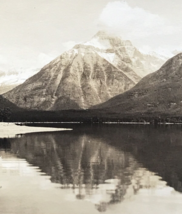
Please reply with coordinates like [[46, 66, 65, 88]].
[[1, 125, 182, 211]]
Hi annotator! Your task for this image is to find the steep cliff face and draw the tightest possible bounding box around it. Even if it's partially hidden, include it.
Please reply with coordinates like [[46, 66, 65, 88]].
[[93, 53, 182, 114], [3, 31, 164, 110]]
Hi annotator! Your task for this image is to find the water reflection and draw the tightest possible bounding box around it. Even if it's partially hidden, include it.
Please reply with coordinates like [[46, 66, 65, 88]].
[[1, 125, 182, 213], [8, 133, 141, 212]]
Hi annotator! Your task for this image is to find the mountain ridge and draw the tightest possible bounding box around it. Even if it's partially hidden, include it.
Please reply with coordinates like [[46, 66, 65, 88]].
[[3, 31, 165, 111], [92, 53, 182, 114]]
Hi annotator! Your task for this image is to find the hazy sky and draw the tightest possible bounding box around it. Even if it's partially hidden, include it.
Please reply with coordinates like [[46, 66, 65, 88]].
[[0, 0, 182, 80]]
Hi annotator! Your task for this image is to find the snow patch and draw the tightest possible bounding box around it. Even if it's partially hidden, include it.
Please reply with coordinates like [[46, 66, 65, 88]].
[[97, 52, 115, 63], [85, 37, 112, 50]]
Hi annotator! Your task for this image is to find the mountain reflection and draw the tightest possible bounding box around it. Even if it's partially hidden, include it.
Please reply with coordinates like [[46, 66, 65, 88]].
[[7, 132, 141, 211], [1, 125, 182, 212]]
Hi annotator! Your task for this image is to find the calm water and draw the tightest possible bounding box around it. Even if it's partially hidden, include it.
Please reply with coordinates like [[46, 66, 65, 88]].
[[1, 125, 182, 214]]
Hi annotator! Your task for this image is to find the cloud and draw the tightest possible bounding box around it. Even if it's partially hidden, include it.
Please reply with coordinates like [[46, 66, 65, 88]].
[[0, 55, 8, 65], [98, 1, 182, 51]]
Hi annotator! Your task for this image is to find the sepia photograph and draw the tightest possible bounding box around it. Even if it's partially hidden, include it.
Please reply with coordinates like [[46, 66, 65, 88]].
[[0, 0, 182, 213]]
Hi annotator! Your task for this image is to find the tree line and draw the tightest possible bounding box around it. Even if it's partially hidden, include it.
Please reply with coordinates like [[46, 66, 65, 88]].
[[0, 107, 11, 122]]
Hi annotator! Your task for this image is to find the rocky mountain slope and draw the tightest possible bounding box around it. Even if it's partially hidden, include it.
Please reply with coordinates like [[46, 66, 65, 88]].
[[93, 53, 182, 114], [3, 31, 165, 110]]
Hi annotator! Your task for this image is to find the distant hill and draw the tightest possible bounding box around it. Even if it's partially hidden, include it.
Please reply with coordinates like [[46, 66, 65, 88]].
[[0, 95, 20, 111], [92, 53, 182, 115], [0, 84, 16, 95], [3, 31, 164, 111], [0, 68, 39, 95]]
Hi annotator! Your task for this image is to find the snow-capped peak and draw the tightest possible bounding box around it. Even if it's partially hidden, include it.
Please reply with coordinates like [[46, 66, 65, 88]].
[[84, 31, 123, 50], [84, 37, 112, 50]]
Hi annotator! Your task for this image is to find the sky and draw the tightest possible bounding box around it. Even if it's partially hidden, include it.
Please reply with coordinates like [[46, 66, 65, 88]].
[[0, 0, 182, 83]]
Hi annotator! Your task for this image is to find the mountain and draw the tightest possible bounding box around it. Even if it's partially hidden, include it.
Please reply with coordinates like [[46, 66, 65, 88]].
[[93, 53, 182, 114], [3, 31, 165, 110], [0, 70, 15, 94], [0, 68, 39, 95], [0, 95, 20, 111], [84, 31, 165, 77]]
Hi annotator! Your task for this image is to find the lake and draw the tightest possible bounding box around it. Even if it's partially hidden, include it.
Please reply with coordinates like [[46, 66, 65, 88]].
[[0, 124, 182, 214]]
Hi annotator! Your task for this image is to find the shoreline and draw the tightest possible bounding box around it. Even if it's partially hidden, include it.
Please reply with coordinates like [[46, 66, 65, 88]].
[[17, 121, 182, 125], [0, 122, 72, 138]]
